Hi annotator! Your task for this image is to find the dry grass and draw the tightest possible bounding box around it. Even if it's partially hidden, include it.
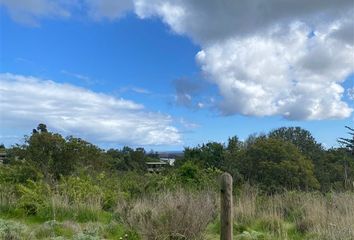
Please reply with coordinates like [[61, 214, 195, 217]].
[[234, 186, 354, 239], [300, 192, 354, 239], [2, 180, 354, 240], [116, 190, 217, 240], [0, 184, 17, 209]]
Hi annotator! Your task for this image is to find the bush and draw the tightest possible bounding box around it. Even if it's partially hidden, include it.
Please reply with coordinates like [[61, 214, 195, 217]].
[[59, 173, 125, 211], [16, 180, 51, 216], [0, 161, 42, 184], [59, 176, 102, 207], [0, 219, 28, 240]]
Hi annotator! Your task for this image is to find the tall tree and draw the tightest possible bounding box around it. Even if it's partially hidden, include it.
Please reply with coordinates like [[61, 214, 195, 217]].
[[338, 126, 354, 155], [338, 126, 354, 189], [224, 136, 244, 183], [268, 127, 323, 156], [241, 137, 319, 192], [324, 148, 352, 190], [26, 125, 72, 180], [183, 142, 225, 169], [268, 127, 328, 190]]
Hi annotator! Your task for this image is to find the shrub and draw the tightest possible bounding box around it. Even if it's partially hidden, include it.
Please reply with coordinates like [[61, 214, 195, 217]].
[[16, 180, 51, 216], [0, 161, 43, 184], [0, 219, 28, 240], [59, 173, 125, 211], [176, 162, 221, 190], [59, 176, 102, 207]]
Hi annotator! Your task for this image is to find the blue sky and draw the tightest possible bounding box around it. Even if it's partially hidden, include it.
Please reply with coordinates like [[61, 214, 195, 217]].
[[0, 0, 353, 151]]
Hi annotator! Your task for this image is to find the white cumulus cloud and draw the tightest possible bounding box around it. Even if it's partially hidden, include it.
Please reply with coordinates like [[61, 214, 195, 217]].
[[196, 22, 353, 119], [0, 73, 181, 145], [134, 0, 354, 120]]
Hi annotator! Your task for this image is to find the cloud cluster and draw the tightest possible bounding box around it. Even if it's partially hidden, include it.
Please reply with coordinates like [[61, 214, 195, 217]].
[[0, 73, 181, 145], [134, 0, 353, 44], [196, 22, 353, 119], [1, 0, 353, 120], [134, 0, 354, 120]]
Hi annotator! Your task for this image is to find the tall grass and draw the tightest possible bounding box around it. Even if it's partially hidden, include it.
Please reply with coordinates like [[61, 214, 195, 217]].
[[234, 186, 354, 239], [0, 184, 17, 214], [116, 190, 217, 240], [1, 179, 354, 239], [300, 192, 354, 239]]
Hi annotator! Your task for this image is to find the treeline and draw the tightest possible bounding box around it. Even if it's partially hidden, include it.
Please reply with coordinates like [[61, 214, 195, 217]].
[[1, 124, 354, 193], [179, 127, 354, 192], [2, 123, 157, 179]]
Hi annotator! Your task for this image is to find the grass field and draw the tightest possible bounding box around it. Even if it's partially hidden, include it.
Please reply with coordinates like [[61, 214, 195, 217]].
[[1, 185, 353, 240]]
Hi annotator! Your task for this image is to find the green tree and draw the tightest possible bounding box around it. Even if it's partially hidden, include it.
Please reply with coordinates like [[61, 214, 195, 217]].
[[19, 124, 105, 180], [241, 138, 319, 192], [27, 130, 76, 180], [268, 127, 323, 157], [66, 136, 105, 171], [338, 126, 354, 154], [106, 147, 147, 172], [130, 147, 147, 172], [227, 136, 243, 153], [323, 148, 353, 190], [223, 136, 244, 184], [268, 127, 328, 190], [337, 126, 354, 189], [183, 142, 225, 169]]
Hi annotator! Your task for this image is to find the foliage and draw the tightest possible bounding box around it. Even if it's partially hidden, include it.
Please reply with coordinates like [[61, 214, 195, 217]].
[[59, 176, 103, 206], [107, 147, 147, 172], [268, 127, 323, 158], [0, 160, 42, 184], [26, 128, 70, 180], [183, 142, 226, 169], [16, 180, 51, 216], [0, 219, 28, 240], [338, 126, 354, 154], [241, 138, 319, 192]]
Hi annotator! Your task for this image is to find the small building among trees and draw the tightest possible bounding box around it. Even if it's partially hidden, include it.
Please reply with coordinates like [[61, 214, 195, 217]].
[[146, 161, 168, 173]]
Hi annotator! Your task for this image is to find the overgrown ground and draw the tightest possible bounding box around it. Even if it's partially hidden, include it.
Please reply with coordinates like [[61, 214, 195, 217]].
[[1, 182, 353, 240]]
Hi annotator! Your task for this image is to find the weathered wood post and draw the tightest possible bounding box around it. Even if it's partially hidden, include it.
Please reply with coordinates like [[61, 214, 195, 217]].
[[220, 172, 233, 240]]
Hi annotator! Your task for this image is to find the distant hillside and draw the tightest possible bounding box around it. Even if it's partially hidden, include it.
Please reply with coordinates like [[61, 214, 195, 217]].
[[157, 151, 184, 158]]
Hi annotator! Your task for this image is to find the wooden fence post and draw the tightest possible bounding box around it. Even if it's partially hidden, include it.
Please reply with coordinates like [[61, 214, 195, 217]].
[[220, 172, 233, 240]]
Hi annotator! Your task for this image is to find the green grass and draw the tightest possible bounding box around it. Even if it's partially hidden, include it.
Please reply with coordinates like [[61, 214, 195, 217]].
[[0, 212, 136, 240], [205, 217, 308, 240]]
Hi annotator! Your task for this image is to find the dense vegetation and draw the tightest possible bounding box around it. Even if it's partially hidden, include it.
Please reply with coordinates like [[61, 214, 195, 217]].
[[0, 124, 353, 239]]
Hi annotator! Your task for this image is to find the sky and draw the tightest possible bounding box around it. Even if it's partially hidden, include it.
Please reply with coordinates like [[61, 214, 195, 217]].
[[0, 0, 353, 151]]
